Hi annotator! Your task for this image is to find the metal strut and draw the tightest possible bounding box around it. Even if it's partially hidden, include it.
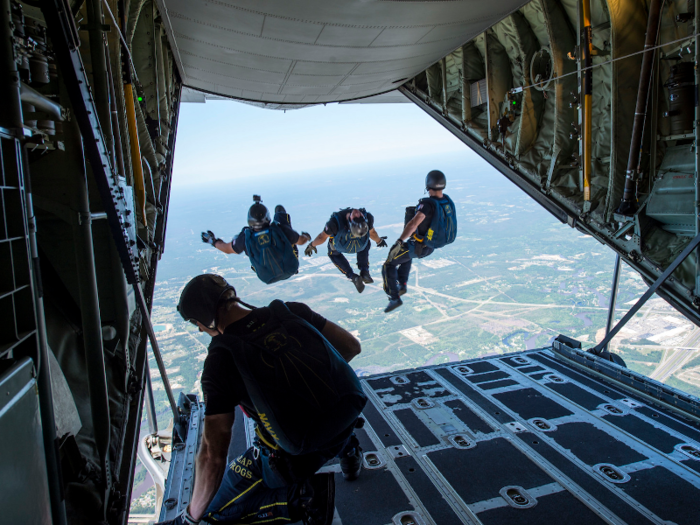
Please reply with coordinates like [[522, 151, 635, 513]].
[[601, 254, 622, 358], [133, 283, 180, 425], [592, 232, 700, 356]]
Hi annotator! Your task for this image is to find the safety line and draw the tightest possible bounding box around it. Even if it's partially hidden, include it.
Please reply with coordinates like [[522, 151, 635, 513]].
[[100, 0, 141, 84], [511, 32, 700, 94]]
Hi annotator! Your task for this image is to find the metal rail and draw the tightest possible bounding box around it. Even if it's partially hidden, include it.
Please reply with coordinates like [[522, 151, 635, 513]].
[[21, 143, 68, 525], [42, 0, 139, 284], [69, 120, 113, 517]]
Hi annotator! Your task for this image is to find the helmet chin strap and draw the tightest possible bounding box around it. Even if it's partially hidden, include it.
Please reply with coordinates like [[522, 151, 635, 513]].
[[233, 297, 257, 310]]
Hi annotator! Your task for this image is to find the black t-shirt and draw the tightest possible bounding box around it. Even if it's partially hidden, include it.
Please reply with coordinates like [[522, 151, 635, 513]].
[[201, 302, 327, 417], [323, 208, 375, 237], [232, 224, 300, 255], [414, 198, 437, 237]]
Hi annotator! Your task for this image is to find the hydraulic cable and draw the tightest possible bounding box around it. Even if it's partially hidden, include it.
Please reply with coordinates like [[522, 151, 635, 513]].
[[509, 33, 699, 96], [101, 0, 139, 84], [617, 0, 665, 215], [113, 0, 148, 227], [86, 0, 115, 171]]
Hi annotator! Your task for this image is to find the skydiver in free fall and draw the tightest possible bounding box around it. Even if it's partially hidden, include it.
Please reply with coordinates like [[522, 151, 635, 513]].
[[304, 208, 387, 293], [202, 196, 312, 284], [382, 170, 458, 313]]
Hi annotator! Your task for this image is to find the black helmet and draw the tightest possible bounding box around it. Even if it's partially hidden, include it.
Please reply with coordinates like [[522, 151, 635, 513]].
[[248, 195, 271, 231], [349, 212, 369, 238], [177, 274, 235, 329], [425, 170, 446, 191]]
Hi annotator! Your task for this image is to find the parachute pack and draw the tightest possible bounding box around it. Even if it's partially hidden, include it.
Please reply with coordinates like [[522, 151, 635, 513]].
[[421, 195, 457, 249], [244, 222, 299, 284], [330, 209, 370, 254], [213, 300, 367, 455]]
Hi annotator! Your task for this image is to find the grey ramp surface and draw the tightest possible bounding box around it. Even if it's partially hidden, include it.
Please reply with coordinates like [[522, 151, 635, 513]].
[[163, 349, 700, 524], [330, 349, 700, 524], [157, 0, 529, 104]]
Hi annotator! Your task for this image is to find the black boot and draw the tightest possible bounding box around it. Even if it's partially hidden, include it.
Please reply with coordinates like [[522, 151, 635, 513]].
[[384, 297, 403, 313], [360, 269, 374, 284], [340, 446, 363, 481], [300, 473, 335, 525], [350, 274, 365, 293], [399, 283, 408, 296]]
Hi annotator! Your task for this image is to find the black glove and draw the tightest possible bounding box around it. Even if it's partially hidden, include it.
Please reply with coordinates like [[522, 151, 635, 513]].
[[387, 239, 406, 261], [201, 230, 221, 246], [304, 244, 317, 257], [376, 236, 388, 248], [155, 508, 200, 525], [300, 231, 312, 242]]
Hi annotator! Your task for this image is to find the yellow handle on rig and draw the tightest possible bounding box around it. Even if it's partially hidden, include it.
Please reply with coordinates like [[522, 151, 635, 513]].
[[124, 83, 148, 228]]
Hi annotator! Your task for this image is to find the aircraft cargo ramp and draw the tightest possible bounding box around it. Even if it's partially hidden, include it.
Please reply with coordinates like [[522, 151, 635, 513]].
[[160, 340, 700, 525]]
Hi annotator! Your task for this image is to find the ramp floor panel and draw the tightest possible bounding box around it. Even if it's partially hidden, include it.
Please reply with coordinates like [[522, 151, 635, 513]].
[[162, 348, 700, 524], [336, 350, 700, 524]]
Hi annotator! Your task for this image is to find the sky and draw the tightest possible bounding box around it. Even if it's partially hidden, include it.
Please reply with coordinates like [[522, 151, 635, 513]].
[[171, 99, 476, 187]]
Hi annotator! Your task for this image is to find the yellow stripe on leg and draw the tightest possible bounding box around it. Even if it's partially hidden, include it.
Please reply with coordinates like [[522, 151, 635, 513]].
[[218, 479, 262, 512]]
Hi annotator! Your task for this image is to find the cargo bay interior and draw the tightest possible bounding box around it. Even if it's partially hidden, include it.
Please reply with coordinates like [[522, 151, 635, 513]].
[[3, 1, 700, 524]]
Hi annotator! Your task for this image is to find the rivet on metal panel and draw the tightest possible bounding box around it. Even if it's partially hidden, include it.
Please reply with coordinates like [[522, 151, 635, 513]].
[[499, 486, 537, 509], [512, 356, 531, 366], [391, 375, 409, 385], [388, 445, 410, 459], [163, 498, 177, 510], [453, 365, 474, 375], [593, 463, 630, 483], [620, 398, 644, 409], [506, 422, 528, 433]]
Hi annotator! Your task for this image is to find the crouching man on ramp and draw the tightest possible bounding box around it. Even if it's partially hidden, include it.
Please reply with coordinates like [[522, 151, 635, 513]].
[[157, 274, 366, 525]]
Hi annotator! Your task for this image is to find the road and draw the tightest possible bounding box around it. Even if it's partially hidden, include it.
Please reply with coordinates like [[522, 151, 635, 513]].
[[649, 328, 700, 382]]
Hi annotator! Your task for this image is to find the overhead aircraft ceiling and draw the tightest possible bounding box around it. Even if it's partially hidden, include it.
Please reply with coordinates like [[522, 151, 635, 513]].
[[157, 0, 529, 105]]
